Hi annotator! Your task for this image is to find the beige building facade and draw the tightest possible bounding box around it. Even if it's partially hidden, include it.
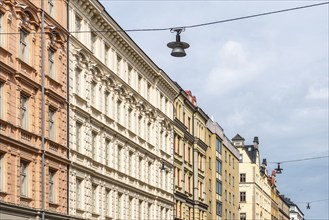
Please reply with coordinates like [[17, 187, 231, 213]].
[[233, 134, 271, 220], [68, 0, 179, 219], [0, 0, 69, 219]]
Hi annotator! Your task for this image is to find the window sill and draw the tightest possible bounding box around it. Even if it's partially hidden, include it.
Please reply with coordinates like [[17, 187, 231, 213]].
[[49, 202, 60, 208]]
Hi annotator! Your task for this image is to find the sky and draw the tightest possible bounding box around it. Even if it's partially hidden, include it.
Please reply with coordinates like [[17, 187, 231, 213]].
[[101, 1, 329, 219]]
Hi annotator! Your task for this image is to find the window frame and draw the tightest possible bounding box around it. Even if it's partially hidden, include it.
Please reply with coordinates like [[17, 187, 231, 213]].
[[20, 160, 29, 197], [20, 94, 28, 129], [48, 169, 56, 203], [20, 29, 29, 63]]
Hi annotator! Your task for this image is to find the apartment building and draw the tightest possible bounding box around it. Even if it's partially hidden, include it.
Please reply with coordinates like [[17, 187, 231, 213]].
[[232, 134, 271, 220], [68, 0, 179, 219], [206, 119, 239, 220], [173, 89, 196, 220], [0, 0, 69, 219]]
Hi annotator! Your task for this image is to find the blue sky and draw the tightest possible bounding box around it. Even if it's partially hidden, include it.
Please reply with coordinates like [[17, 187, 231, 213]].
[[101, 1, 329, 219]]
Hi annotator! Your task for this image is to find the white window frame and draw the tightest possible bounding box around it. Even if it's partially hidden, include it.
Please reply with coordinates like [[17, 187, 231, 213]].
[[49, 169, 56, 203], [20, 29, 29, 63], [48, 48, 55, 79], [48, 0, 54, 16], [48, 107, 56, 140], [20, 94, 28, 129], [20, 160, 28, 197]]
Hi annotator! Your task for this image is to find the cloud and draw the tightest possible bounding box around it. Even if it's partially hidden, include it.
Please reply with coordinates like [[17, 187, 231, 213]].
[[204, 41, 270, 95], [306, 86, 329, 100]]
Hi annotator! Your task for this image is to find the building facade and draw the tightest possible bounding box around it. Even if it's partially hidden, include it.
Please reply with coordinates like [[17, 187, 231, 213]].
[[0, 0, 69, 219], [233, 134, 272, 220], [206, 119, 239, 220], [173, 89, 196, 220], [68, 0, 179, 219]]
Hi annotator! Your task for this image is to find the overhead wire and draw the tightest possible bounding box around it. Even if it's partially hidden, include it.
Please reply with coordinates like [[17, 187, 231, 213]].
[[0, 1, 328, 35]]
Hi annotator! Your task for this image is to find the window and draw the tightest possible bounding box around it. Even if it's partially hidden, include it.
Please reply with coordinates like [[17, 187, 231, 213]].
[[20, 161, 28, 197], [117, 55, 122, 75], [92, 184, 97, 213], [0, 154, 3, 191], [20, 29, 28, 62], [75, 122, 82, 152], [240, 173, 246, 183], [91, 132, 97, 160], [91, 81, 96, 106], [47, 0, 54, 16], [0, 13, 3, 46], [216, 201, 222, 216], [216, 159, 222, 174], [49, 169, 56, 203], [224, 150, 227, 162], [0, 82, 3, 118], [75, 68, 81, 95], [105, 91, 109, 115], [104, 44, 110, 65], [75, 15, 82, 39], [117, 100, 121, 123], [105, 189, 111, 216], [138, 74, 142, 93], [48, 107, 56, 140], [232, 176, 235, 187], [128, 65, 132, 85], [91, 32, 97, 53], [48, 49, 55, 78], [209, 157, 211, 170], [229, 155, 231, 166], [216, 179, 222, 195], [240, 213, 246, 220], [147, 83, 151, 101], [76, 179, 82, 209], [216, 138, 221, 153], [239, 154, 243, 163], [240, 192, 246, 202], [20, 94, 28, 129], [105, 139, 110, 165]]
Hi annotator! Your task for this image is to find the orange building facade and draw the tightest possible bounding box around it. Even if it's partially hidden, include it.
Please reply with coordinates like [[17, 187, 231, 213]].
[[0, 0, 70, 219]]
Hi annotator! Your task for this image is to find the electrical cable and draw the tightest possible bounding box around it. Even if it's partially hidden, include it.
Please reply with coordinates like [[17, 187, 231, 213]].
[[0, 1, 328, 35]]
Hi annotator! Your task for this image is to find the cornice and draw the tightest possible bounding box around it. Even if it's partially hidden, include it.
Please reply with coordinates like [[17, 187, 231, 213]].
[[194, 138, 208, 152]]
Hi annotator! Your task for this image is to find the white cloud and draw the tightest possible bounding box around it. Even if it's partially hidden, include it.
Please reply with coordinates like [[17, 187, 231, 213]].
[[204, 41, 270, 95], [306, 86, 329, 100]]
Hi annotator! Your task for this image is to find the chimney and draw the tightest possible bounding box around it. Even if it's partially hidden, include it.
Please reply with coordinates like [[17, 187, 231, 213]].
[[253, 136, 259, 149]]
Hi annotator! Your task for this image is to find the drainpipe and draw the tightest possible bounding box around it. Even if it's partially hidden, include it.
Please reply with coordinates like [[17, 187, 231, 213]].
[[192, 111, 195, 220], [41, 0, 45, 219], [66, 0, 70, 216]]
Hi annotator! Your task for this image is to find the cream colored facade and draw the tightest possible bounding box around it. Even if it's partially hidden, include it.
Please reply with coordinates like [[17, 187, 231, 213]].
[[0, 0, 70, 219], [232, 134, 271, 220], [68, 0, 179, 219]]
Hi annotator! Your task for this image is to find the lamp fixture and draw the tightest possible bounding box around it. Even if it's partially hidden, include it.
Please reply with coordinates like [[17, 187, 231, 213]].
[[167, 28, 189, 57], [275, 163, 283, 174], [306, 203, 311, 209]]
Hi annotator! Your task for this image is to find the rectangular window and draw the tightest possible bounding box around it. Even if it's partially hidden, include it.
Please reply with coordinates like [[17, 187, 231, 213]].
[[216, 139, 222, 154], [75, 122, 82, 152], [76, 179, 82, 209], [240, 213, 246, 220], [92, 184, 97, 213], [105, 139, 110, 166], [216, 201, 222, 216], [48, 107, 56, 140], [0, 13, 3, 46], [104, 44, 110, 65], [0, 82, 3, 118], [20, 94, 28, 129], [147, 83, 151, 101], [91, 81, 96, 106], [117, 55, 122, 75], [240, 173, 246, 183], [20, 29, 28, 62], [75, 68, 81, 95], [216, 159, 222, 174], [48, 49, 55, 78], [75, 15, 82, 39], [48, 0, 54, 16], [105, 91, 110, 115], [128, 65, 132, 85], [118, 145, 122, 171], [240, 192, 246, 202], [209, 157, 211, 170], [239, 154, 243, 163], [20, 161, 28, 197], [92, 132, 97, 160], [49, 169, 56, 203], [225, 151, 227, 162], [128, 108, 132, 130], [91, 32, 97, 53], [0, 154, 3, 191], [216, 179, 222, 195], [117, 100, 121, 123]]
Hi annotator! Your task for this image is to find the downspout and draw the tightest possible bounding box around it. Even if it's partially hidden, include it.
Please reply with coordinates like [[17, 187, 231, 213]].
[[192, 110, 195, 220], [41, 0, 45, 219], [66, 0, 70, 216]]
